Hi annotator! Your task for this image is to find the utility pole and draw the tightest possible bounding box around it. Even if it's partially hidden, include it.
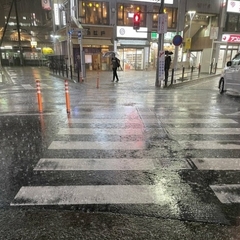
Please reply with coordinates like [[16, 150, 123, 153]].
[[0, 0, 14, 68], [14, 0, 24, 66], [155, 0, 165, 87], [172, 0, 181, 75]]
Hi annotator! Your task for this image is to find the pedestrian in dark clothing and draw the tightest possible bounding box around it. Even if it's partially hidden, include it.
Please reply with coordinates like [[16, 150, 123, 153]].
[[111, 54, 120, 82], [165, 51, 172, 86]]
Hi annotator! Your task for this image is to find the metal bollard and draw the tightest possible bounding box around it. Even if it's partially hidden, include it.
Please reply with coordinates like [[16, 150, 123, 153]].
[[171, 68, 174, 85], [70, 65, 73, 80], [65, 80, 71, 114], [96, 71, 100, 88], [182, 67, 185, 82], [36, 80, 43, 113], [214, 63, 217, 74], [66, 64, 68, 78]]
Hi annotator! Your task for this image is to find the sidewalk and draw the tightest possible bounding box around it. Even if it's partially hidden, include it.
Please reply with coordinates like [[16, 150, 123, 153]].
[[50, 67, 222, 89]]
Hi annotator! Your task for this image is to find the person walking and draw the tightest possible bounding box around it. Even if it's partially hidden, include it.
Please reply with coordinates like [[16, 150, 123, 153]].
[[111, 54, 120, 82], [164, 51, 172, 86]]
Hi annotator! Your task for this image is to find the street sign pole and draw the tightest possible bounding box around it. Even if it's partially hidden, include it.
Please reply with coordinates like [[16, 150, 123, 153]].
[[155, 0, 165, 87], [78, 30, 84, 82]]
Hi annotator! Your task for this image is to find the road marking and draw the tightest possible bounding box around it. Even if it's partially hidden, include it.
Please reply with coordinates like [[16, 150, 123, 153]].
[[78, 102, 201, 105], [0, 112, 57, 116], [34, 158, 155, 171], [10, 185, 172, 206], [179, 140, 240, 149], [65, 119, 142, 124], [168, 128, 240, 135], [21, 84, 35, 90], [162, 119, 237, 124], [48, 141, 145, 150], [58, 128, 144, 135], [210, 184, 240, 204], [192, 158, 240, 170]]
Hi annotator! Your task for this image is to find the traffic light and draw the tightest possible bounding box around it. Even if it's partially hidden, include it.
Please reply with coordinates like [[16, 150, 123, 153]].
[[133, 12, 140, 30]]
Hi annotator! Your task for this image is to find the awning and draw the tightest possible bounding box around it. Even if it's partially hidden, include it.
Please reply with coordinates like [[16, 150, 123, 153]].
[[72, 38, 113, 46], [118, 39, 150, 47]]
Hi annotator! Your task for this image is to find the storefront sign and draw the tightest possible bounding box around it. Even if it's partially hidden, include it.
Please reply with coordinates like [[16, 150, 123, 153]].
[[130, 0, 173, 4], [222, 34, 240, 42], [187, 0, 220, 14], [84, 27, 113, 38], [42, 0, 51, 10], [151, 32, 179, 41], [31, 41, 37, 48], [117, 26, 147, 39], [227, 0, 240, 13], [42, 47, 54, 55]]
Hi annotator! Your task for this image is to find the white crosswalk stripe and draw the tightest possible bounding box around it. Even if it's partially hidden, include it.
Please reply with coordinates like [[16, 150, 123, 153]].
[[191, 158, 240, 170], [34, 158, 156, 171], [13, 107, 190, 206], [163, 111, 240, 204], [10, 185, 172, 206], [12, 102, 239, 206], [58, 128, 143, 135]]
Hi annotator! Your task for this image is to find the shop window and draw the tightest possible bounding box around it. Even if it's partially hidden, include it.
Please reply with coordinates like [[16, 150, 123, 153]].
[[79, 1, 109, 25], [224, 13, 240, 32], [117, 3, 146, 27], [152, 6, 177, 29]]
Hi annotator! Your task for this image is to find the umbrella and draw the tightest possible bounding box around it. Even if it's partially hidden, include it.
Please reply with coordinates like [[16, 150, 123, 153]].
[[102, 51, 119, 58], [165, 51, 173, 55]]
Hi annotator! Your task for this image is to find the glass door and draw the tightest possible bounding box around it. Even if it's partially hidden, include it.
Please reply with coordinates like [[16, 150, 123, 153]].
[[118, 48, 144, 70]]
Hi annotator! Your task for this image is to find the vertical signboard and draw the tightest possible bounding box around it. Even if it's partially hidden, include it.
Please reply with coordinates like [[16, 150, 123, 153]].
[[185, 38, 191, 50], [158, 50, 165, 80], [210, 27, 219, 40], [54, 4, 60, 26], [158, 14, 168, 34]]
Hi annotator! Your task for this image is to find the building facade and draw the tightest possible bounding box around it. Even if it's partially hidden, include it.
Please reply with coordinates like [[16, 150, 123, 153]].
[[0, 0, 53, 66], [1, 0, 237, 71]]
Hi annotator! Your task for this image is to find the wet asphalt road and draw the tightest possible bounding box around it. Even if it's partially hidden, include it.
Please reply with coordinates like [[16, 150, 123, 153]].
[[1, 67, 240, 239]]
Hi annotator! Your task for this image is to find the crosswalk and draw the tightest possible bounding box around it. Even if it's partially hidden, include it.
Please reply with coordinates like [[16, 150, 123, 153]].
[[12, 106, 192, 207], [10, 100, 240, 211], [163, 112, 240, 204]]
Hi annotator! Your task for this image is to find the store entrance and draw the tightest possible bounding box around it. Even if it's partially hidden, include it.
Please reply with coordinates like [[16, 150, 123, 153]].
[[118, 48, 144, 70]]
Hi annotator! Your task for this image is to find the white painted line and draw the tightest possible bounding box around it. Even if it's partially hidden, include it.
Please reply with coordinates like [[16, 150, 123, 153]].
[[168, 128, 240, 135], [21, 84, 35, 90], [65, 119, 142, 124], [179, 141, 240, 149], [40, 83, 51, 88], [34, 158, 155, 171], [58, 128, 144, 135], [0, 112, 58, 116], [11, 185, 170, 205], [226, 112, 240, 116], [210, 184, 240, 204], [78, 102, 201, 105], [162, 119, 237, 124], [192, 158, 240, 170], [48, 141, 145, 150]]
